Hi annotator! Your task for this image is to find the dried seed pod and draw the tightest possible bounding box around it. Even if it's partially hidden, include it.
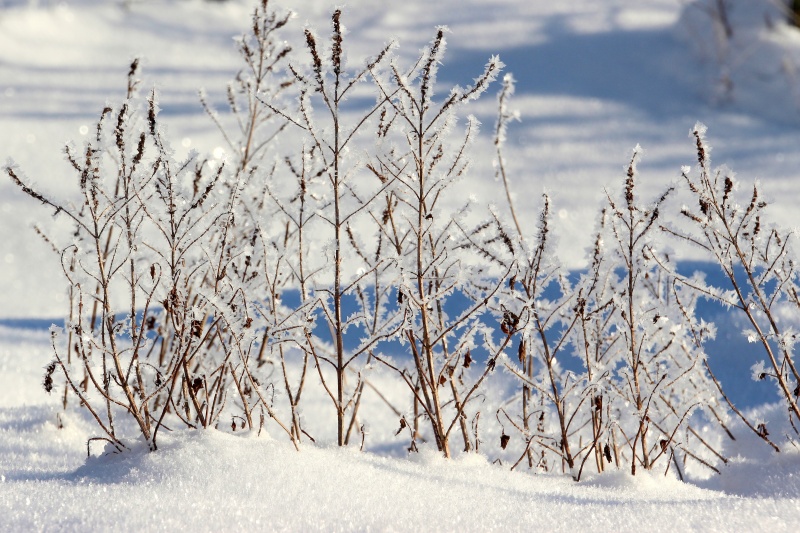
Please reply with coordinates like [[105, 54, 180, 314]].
[[603, 444, 613, 463], [463, 350, 472, 368], [574, 297, 585, 316], [395, 418, 407, 436], [593, 395, 603, 412], [43, 361, 56, 394], [508, 310, 519, 328], [500, 433, 510, 450], [331, 9, 343, 76], [501, 310, 519, 335]]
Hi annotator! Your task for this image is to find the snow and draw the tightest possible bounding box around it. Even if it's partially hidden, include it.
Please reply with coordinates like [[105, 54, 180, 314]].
[[2, 0, 800, 530], [1, 392, 799, 531]]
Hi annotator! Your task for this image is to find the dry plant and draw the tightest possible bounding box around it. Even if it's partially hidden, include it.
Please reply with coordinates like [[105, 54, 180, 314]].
[[199, 0, 309, 445], [201, 0, 292, 176], [262, 9, 404, 447], [792, 0, 800, 27], [664, 123, 800, 448], [7, 62, 265, 451], [365, 27, 508, 457], [543, 148, 731, 479], [471, 77, 611, 477], [7, 2, 301, 452], [483, 80, 729, 479], [10, 2, 797, 481]]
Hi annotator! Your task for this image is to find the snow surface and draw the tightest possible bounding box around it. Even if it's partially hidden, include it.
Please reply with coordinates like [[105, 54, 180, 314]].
[[4, 426, 800, 532], [2, 0, 800, 530], [1, 327, 799, 532]]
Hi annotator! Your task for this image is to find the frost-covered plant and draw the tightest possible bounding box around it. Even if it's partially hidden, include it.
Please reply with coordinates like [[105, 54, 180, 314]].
[[598, 147, 727, 476], [679, 0, 798, 108], [473, 77, 606, 477], [603, 148, 676, 474], [491, 194, 590, 476], [263, 9, 401, 447], [6, 62, 267, 452], [664, 123, 800, 449], [14, 2, 787, 481], [367, 27, 507, 457], [487, 80, 728, 478], [201, 0, 292, 176], [566, 209, 622, 477], [199, 0, 307, 445]]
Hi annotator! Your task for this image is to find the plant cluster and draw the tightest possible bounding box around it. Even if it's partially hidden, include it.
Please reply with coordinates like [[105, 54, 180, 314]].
[[8, 0, 800, 480]]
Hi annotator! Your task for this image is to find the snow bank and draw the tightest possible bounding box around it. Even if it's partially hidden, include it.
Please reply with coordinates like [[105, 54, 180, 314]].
[[1, 425, 799, 532]]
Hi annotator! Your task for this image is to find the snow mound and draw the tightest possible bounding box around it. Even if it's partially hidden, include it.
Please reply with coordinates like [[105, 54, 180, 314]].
[[0, 427, 797, 531]]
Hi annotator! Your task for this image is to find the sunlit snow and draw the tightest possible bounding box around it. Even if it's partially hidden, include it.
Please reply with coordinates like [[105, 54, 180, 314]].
[[1, 0, 800, 531]]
